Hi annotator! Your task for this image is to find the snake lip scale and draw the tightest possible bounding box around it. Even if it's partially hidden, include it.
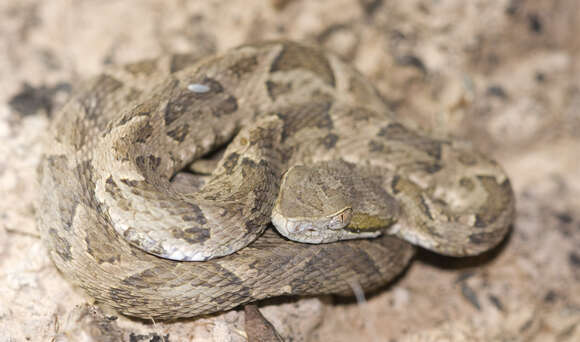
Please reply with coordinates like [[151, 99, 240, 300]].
[[37, 40, 515, 320]]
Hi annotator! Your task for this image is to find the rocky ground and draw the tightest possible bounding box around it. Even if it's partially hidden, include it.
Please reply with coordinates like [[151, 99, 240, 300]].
[[0, 0, 578, 341]]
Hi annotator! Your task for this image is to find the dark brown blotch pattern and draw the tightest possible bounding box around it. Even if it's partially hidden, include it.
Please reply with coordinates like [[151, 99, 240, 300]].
[[418, 195, 435, 221], [121, 268, 162, 289], [213, 96, 238, 117], [458, 153, 478, 166], [222, 152, 240, 175], [270, 42, 336, 87], [105, 177, 133, 211], [105, 176, 120, 197], [391, 176, 434, 220], [85, 228, 121, 264], [320, 133, 339, 149], [473, 176, 513, 228], [265, 80, 292, 101], [134, 122, 154, 143], [228, 56, 258, 78], [459, 177, 475, 191], [238, 158, 262, 181], [135, 155, 162, 173], [422, 163, 442, 174], [368, 140, 384, 152], [275, 101, 333, 141], [378, 123, 443, 160], [167, 123, 190, 143], [171, 226, 211, 245], [203, 264, 251, 305], [184, 203, 207, 225], [120, 178, 139, 187], [73, 160, 100, 209]]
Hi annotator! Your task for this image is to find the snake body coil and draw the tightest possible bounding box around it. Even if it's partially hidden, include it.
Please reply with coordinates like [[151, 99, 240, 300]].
[[37, 41, 514, 319]]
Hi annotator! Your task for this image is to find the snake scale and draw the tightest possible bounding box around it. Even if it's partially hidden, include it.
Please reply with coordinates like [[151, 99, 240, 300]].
[[36, 41, 515, 320]]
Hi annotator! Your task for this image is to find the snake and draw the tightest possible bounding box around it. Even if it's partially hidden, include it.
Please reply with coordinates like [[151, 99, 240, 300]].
[[36, 41, 515, 320]]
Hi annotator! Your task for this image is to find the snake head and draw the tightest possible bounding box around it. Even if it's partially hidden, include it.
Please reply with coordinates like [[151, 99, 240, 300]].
[[271, 161, 398, 244]]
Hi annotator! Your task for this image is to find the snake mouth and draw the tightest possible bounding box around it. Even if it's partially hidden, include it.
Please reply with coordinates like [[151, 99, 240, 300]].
[[271, 206, 353, 235], [271, 206, 382, 244]]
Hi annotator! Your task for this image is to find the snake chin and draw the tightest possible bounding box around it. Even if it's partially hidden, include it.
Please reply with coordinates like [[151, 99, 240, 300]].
[[272, 206, 383, 244]]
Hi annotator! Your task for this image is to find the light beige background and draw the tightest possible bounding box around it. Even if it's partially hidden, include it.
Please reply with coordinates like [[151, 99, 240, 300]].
[[1, 0, 578, 341]]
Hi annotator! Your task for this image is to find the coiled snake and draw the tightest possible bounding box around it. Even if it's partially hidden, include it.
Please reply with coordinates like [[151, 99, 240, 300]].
[[36, 41, 515, 320]]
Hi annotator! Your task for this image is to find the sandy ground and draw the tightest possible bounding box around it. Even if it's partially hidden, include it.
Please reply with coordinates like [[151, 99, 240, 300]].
[[1, 0, 579, 341]]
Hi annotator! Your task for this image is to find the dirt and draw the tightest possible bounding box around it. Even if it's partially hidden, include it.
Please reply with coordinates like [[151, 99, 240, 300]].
[[0, 0, 578, 341]]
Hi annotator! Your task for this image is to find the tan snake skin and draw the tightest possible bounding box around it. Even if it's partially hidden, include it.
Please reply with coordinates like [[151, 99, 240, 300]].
[[36, 41, 515, 319]]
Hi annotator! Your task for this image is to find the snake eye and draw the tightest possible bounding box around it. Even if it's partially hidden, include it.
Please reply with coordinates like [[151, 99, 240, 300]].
[[328, 208, 353, 230]]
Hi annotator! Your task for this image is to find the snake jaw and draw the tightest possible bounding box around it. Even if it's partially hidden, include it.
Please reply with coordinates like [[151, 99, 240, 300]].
[[272, 205, 384, 244], [271, 206, 352, 235]]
